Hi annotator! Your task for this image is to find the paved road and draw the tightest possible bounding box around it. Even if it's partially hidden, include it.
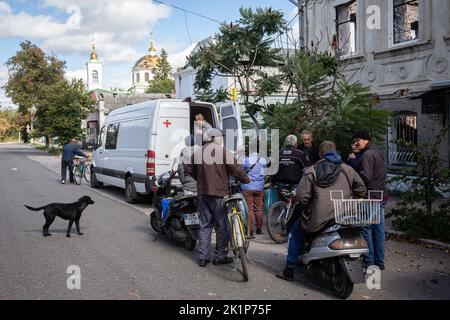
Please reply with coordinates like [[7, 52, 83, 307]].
[[1, 143, 449, 300]]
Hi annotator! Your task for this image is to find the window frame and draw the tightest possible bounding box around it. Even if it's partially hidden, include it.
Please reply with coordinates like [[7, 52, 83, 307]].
[[388, 111, 418, 168], [388, 0, 420, 48], [335, 0, 358, 57]]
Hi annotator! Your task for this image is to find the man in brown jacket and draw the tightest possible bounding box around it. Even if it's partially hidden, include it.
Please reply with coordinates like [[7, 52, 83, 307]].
[[276, 141, 366, 281], [185, 128, 250, 267]]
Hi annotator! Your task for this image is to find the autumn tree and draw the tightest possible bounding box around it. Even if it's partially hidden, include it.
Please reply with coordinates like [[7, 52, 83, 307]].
[[4, 41, 93, 146]]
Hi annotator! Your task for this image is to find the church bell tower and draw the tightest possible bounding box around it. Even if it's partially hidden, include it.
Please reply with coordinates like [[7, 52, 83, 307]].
[[86, 42, 103, 91]]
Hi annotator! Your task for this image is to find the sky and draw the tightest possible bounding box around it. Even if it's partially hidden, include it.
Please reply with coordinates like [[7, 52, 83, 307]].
[[0, 0, 299, 108]]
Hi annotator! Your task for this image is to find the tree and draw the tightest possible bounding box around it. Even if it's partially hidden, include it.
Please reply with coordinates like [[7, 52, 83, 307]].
[[187, 7, 286, 127], [31, 79, 93, 145], [0, 107, 25, 141], [3, 41, 65, 146], [0, 118, 10, 137], [147, 48, 175, 94], [388, 127, 450, 242], [153, 49, 172, 80], [263, 49, 390, 156]]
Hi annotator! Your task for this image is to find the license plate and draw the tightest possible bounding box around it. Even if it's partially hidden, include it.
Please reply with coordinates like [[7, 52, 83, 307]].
[[183, 213, 199, 226]]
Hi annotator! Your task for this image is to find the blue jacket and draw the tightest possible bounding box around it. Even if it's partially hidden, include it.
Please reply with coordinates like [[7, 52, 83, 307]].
[[240, 153, 267, 192], [62, 143, 86, 161]]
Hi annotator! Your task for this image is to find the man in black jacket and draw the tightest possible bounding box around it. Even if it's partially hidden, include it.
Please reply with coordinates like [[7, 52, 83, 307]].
[[352, 130, 388, 270], [272, 135, 308, 187], [298, 130, 320, 166]]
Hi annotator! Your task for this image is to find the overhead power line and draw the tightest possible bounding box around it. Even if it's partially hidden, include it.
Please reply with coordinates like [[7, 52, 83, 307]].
[[153, 0, 223, 24]]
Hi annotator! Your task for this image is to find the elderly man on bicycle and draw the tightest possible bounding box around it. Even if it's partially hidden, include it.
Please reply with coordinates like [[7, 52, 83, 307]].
[[276, 141, 366, 281], [61, 138, 88, 184]]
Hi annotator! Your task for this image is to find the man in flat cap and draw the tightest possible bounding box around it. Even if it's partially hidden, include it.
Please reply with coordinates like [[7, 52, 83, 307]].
[[352, 130, 388, 270], [185, 128, 250, 267]]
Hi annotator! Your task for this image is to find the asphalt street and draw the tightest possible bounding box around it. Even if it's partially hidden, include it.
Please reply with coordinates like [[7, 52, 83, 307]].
[[0, 143, 449, 300]]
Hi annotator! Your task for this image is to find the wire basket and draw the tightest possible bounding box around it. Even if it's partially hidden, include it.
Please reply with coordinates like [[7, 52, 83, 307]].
[[330, 190, 383, 226]]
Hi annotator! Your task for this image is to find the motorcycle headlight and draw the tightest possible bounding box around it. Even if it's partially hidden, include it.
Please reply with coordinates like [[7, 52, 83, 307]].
[[328, 238, 367, 250]]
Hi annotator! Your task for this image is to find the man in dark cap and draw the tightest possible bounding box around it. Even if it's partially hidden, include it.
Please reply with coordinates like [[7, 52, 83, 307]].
[[352, 130, 388, 270], [185, 128, 250, 267]]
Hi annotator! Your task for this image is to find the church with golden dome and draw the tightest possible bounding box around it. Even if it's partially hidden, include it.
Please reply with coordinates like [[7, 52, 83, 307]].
[[131, 34, 161, 93], [85, 34, 162, 93]]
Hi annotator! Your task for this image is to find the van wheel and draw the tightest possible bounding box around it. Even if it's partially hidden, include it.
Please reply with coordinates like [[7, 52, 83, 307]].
[[90, 168, 103, 188], [125, 176, 138, 204]]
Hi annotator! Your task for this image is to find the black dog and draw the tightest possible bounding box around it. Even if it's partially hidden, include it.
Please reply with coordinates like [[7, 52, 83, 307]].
[[25, 196, 95, 237]]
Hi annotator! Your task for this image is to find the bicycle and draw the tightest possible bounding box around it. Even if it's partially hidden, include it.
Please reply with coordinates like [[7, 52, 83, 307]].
[[223, 179, 250, 282], [72, 157, 91, 185], [267, 184, 297, 244]]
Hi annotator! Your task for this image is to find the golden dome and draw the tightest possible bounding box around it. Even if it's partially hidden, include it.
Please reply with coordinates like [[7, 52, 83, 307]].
[[90, 43, 98, 61], [132, 33, 160, 69]]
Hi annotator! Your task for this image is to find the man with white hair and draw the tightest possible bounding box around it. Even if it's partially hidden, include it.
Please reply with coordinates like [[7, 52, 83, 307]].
[[271, 134, 308, 187], [299, 130, 320, 166]]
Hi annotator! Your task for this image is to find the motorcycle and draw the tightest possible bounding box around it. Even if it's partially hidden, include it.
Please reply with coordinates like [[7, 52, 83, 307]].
[[149, 159, 199, 251], [300, 224, 368, 299]]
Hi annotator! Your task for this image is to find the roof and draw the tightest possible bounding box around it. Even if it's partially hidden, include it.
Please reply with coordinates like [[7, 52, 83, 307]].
[[92, 92, 174, 114]]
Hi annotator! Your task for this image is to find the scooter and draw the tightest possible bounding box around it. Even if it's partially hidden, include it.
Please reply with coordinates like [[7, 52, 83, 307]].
[[299, 223, 368, 299], [149, 159, 199, 251]]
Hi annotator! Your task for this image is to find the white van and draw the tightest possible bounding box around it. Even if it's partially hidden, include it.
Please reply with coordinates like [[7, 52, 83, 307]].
[[90, 99, 243, 203]]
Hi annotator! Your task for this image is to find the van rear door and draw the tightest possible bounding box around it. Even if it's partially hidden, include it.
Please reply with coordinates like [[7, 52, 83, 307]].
[[154, 101, 190, 176], [217, 101, 243, 152]]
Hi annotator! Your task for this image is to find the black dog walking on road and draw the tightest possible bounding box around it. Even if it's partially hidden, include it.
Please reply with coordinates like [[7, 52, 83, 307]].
[[24, 196, 95, 237]]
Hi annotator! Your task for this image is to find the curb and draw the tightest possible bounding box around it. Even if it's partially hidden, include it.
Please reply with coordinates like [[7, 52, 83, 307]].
[[386, 228, 450, 250]]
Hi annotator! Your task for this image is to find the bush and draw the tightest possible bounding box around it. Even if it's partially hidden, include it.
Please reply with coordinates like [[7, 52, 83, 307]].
[[390, 203, 450, 243], [47, 146, 62, 155]]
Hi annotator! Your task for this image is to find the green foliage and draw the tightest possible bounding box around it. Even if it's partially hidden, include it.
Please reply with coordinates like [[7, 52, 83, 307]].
[[263, 49, 390, 155], [187, 7, 286, 127], [147, 78, 175, 94], [152, 49, 172, 80], [388, 126, 450, 242], [4, 42, 93, 146], [194, 88, 229, 104], [147, 48, 175, 94], [388, 127, 450, 218], [31, 79, 94, 146], [390, 203, 450, 243], [3, 41, 65, 115]]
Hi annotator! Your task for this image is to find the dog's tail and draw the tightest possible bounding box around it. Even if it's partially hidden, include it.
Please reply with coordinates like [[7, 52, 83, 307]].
[[24, 205, 45, 211]]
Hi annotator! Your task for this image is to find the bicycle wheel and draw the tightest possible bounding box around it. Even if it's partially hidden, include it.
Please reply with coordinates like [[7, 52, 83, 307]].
[[238, 246, 248, 282], [232, 215, 249, 282], [73, 166, 82, 185], [84, 165, 91, 183], [267, 201, 288, 244]]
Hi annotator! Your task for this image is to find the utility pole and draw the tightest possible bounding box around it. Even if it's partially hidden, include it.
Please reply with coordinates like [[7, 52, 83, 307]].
[[288, 0, 305, 50]]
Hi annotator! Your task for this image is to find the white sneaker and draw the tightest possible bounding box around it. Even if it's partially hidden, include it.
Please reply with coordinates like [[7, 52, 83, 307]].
[[61, 180, 65, 184]]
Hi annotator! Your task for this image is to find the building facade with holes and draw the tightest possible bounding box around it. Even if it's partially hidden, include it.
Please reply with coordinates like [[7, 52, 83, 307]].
[[302, 0, 450, 170]]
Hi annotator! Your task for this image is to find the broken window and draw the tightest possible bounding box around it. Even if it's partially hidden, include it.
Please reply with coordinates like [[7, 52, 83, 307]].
[[388, 111, 418, 167], [393, 0, 419, 44], [336, 1, 357, 54]]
